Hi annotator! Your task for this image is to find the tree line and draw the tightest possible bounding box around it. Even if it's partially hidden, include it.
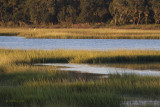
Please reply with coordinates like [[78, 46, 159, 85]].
[[0, 0, 160, 26]]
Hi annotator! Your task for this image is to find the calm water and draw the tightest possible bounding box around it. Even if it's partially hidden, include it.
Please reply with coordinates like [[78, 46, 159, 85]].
[[36, 63, 160, 76], [122, 100, 160, 107], [0, 36, 160, 50]]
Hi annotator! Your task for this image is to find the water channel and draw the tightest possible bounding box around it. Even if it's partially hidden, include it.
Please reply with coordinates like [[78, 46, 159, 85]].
[[0, 36, 160, 50]]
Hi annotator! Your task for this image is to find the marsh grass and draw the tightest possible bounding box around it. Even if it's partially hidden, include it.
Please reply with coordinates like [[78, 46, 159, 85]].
[[107, 74, 160, 97], [1, 49, 160, 106], [1, 27, 160, 39], [0, 84, 121, 107], [1, 72, 160, 106], [0, 49, 160, 66], [0, 64, 121, 107], [111, 24, 160, 30]]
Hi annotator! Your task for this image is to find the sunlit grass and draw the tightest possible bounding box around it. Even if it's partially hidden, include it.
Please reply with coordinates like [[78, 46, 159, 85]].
[[0, 49, 160, 67], [1, 27, 160, 39]]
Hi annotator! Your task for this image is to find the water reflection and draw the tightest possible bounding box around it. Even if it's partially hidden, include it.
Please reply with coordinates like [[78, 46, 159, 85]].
[[36, 63, 160, 76], [122, 100, 160, 107], [108, 63, 160, 71]]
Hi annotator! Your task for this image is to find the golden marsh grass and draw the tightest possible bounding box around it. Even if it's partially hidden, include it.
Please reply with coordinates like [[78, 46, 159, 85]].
[[0, 49, 160, 66], [1, 27, 160, 39]]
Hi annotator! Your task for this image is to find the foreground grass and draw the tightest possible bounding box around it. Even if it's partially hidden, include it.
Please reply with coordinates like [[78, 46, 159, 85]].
[[1, 49, 160, 106], [0, 64, 120, 107], [1, 27, 160, 39], [1, 67, 160, 107]]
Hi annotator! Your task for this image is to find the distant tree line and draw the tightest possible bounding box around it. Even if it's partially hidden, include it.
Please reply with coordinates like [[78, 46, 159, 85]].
[[0, 0, 160, 26]]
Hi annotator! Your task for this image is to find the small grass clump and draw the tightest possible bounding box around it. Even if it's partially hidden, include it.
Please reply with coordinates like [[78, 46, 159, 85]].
[[1, 27, 160, 39]]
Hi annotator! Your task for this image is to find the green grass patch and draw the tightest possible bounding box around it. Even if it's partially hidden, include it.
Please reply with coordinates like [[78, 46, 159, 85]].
[[1, 70, 160, 106], [0, 85, 120, 107]]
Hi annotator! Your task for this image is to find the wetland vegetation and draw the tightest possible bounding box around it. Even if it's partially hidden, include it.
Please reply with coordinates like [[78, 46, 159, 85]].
[[1, 49, 160, 64], [1, 49, 160, 106], [1, 27, 160, 39], [1, 0, 160, 106]]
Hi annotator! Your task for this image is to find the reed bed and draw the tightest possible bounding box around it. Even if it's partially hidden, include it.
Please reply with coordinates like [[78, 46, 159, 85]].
[[1, 27, 160, 39]]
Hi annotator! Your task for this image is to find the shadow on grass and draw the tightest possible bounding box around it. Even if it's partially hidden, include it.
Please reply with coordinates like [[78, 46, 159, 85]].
[[31, 57, 70, 63], [0, 33, 18, 36], [0, 70, 104, 86], [82, 56, 160, 64], [15, 55, 160, 65]]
